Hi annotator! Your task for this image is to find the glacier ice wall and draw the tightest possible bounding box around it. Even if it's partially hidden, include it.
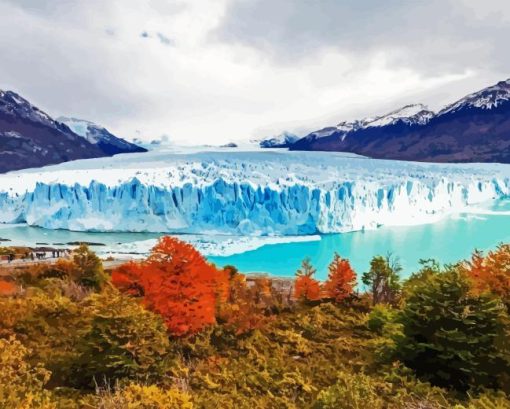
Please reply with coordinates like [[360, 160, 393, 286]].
[[0, 151, 509, 235], [0, 176, 509, 235]]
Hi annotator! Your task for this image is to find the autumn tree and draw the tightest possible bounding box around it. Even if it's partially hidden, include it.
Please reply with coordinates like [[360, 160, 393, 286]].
[[362, 254, 401, 306], [72, 244, 107, 290], [324, 253, 356, 303], [112, 236, 228, 336], [463, 244, 510, 306], [217, 268, 273, 335], [294, 258, 321, 302]]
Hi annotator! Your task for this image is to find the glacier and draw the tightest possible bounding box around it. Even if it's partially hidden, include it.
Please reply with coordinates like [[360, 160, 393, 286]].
[[0, 149, 509, 235]]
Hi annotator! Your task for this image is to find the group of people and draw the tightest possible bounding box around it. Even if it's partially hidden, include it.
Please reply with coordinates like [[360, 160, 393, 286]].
[[1, 248, 71, 264]]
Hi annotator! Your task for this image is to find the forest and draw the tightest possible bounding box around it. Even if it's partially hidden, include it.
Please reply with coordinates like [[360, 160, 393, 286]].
[[1, 237, 510, 408]]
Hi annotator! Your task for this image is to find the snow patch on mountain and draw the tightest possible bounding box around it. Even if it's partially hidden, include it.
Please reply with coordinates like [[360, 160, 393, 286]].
[[439, 79, 510, 115], [304, 104, 434, 143], [364, 104, 434, 127], [0, 150, 509, 235]]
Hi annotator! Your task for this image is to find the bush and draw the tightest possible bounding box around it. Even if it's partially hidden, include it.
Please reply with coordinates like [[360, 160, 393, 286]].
[[0, 337, 55, 409], [81, 382, 193, 409], [367, 304, 397, 335], [0, 287, 87, 385], [312, 371, 386, 409], [395, 267, 510, 392], [74, 287, 171, 388], [72, 244, 108, 290]]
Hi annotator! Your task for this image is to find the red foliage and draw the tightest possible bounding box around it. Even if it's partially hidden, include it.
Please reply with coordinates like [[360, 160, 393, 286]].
[[464, 245, 510, 302], [0, 280, 16, 296], [324, 253, 356, 302], [112, 236, 228, 336]]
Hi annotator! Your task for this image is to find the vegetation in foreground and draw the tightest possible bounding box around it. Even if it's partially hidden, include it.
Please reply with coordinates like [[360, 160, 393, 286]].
[[1, 240, 510, 408]]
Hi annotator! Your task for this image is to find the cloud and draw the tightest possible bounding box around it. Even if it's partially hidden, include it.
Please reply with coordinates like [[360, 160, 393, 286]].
[[0, 0, 508, 145], [216, 0, 510, 75]]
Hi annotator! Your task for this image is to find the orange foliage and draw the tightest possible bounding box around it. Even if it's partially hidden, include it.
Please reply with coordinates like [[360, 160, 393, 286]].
[[294, 276, 321, 301], [112, 236, 228, 336], [324, 253, 356, 302], [294, 258, 321, 302], [0, 280, 16, 296], [217, 273, 271, 334], [464, 244, 510, 302]]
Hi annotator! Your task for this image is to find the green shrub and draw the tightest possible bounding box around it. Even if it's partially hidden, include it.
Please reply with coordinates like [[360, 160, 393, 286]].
[[395, 267, 510, 392], [72, 244, 108, 290], [74, 287, 171, 388]]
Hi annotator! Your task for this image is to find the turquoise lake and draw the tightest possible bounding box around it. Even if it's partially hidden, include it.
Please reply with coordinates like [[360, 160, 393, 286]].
[[1, 199, 510, 281], [209, 200, 510, 280]]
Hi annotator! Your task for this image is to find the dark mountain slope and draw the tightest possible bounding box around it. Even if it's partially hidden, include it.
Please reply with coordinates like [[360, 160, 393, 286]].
[[290, 79, 510, 163]]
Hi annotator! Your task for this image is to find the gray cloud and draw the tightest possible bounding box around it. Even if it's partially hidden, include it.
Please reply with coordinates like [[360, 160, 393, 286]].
[[216, 0, 510, 75], [0, 0, 509, 144]]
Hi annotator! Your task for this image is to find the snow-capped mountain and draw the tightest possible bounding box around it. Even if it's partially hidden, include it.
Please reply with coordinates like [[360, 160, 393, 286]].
[[291, 79, 510, 163], [0, 150, 508, 234], [294, 104, 434, 146], [58, 117, 146, 155], [0, 90, 106, 173], [258, 131, 300, 148], [438, 79, 510, 115]]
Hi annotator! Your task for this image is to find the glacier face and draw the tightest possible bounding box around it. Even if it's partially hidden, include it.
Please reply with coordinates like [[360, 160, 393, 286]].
[[0, 150, 509, 235]]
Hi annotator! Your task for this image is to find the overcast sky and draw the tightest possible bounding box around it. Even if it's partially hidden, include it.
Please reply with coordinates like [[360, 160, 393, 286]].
[[1, 0, 509, 144]]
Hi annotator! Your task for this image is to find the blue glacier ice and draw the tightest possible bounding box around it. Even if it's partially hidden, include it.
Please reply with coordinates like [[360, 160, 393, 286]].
[[0, 150, 509, 235]]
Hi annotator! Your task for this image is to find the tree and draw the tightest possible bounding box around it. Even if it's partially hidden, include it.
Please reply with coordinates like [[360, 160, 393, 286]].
[[463, 244, 510, 306], [72, 244, 107, 290], [395, 267, 510, 392], [401, 258, 441, 300], [217, 274, 271, 335], [112, 236, 228, 336], [75, 287, 170, 388], [323, 253, 356, 303], [294, 258, 321, 302], [362, 254, 401, 306]]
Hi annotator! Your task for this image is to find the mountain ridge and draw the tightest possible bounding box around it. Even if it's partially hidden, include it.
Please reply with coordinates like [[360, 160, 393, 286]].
[[289, 79, 510, 163], [0, 90, 146, 173]]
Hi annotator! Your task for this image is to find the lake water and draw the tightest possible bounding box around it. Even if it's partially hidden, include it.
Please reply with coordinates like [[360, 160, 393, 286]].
[[1, 199, 510, 281]]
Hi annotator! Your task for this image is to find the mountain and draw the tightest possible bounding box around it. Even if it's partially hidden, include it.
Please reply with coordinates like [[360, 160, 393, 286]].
[[259, 131, 300, 148], [290, 80, 510, 163], [0, 90, 108, 173], [0, 90, 145, 173], [58, 117, 147, 155]]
